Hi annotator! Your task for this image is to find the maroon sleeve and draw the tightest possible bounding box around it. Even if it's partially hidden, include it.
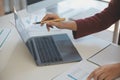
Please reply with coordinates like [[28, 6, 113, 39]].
[[73, 0, 120, 39]]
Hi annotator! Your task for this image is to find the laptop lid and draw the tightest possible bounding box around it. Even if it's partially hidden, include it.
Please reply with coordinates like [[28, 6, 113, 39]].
[[14, 8, 30, 42]]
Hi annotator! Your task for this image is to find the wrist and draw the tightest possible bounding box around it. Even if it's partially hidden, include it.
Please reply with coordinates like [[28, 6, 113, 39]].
[[65, 21, 77, 31]]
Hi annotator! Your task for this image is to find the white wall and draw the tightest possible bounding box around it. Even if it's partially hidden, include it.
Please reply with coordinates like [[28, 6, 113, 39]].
[[4, 0, 27, 13], [4, 0, 10, 13]]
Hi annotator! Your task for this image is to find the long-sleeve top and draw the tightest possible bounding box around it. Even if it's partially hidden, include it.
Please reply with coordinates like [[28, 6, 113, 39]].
[[73, 0, 120, 39]]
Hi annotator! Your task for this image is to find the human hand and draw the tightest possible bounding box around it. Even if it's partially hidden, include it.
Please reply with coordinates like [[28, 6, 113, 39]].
[[87, 63, 120, 80], [41, 13, 77, 31]]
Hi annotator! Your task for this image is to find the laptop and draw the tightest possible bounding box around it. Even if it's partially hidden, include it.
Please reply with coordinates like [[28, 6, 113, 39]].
[[13, 8, 82, 66]]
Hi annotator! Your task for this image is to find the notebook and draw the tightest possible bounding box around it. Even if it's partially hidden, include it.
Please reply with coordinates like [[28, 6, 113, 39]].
[[13, 8, 82, 66]]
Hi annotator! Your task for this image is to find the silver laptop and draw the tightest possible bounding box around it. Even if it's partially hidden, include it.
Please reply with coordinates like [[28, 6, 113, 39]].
[[13, 9, 82, 66]]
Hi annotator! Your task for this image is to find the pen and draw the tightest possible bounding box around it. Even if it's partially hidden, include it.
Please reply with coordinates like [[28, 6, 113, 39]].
[[33, 18, 65, 24]]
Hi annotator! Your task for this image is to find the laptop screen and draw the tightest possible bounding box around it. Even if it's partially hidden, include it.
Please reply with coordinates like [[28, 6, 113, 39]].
[[14, 9, 30, 42]]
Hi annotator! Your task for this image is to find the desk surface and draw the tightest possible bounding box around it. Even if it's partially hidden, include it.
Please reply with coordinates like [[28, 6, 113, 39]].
[[0, 0, 110, 80]]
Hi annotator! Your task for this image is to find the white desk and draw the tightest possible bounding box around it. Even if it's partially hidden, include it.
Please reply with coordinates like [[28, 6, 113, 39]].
[[0, 30, 110, 80], [0, 15, 110, 80], [0, 0, 111, 80]]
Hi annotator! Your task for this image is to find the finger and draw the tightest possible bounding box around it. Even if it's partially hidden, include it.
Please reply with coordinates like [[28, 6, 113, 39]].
[[87, 68, 101, 80], [103, 72, 116, 80], [105, 76, 116, 80], [46, 26, 50, 32], [40, 15, 50, 26], [41, 14, 55, 26], [41, 14, 49, 22], [46, 24, 52, 28], [46, 24, 53, 29], [41, 14, 56, 22], [98, 73, 108, 80], [46, 24, 53, 31], [94, 69, 104, 80], [40, 22, 44, 26], [87, 71, 94, 80], [103, 75, 111, 80]]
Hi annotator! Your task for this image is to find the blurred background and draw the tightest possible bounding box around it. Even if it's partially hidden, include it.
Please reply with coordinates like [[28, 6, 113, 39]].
[[0, 0, 110, 16]]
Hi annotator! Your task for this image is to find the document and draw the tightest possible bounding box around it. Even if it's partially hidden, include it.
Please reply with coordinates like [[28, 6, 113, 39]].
[[0, 28, 11, 48], [52, 60, 98, 80], [20, 15, 63, 38], [88, 44, 120, 66]]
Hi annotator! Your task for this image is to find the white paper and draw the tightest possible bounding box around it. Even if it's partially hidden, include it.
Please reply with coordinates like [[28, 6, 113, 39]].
[[88, 44, 120, 66], [52, 60, 98, 80], [0, 28, 11, 48]]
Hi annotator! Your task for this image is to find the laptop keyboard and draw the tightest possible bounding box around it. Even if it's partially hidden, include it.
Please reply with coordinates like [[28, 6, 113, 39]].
[[31, 36, 63, 63]]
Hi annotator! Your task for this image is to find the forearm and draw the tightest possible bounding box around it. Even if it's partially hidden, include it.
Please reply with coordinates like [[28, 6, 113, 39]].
[[73, 0, 120, 39]]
